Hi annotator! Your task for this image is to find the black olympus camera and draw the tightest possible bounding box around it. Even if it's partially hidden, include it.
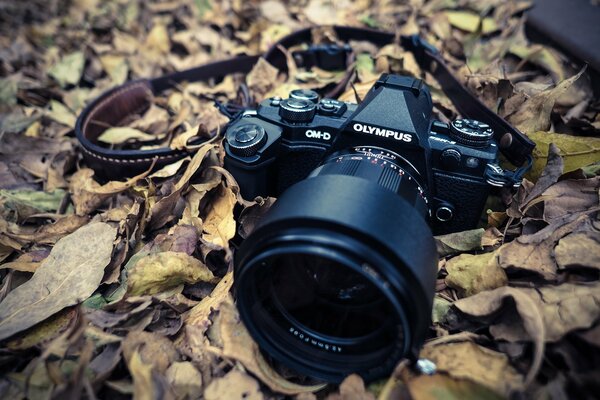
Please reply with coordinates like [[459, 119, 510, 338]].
[[224, 74, 515, 382]]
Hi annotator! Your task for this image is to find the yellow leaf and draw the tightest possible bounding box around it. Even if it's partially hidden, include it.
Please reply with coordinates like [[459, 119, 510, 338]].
[[526, 131, 600, 181], [48, 51, 85, 87], [47, 100, 76, 128], [97, 127, 158, 144], [99, 54, 129, 85], [201, 183, 237, 247], [145, 23, 170, 53], [444, 11, 498, 34], [445, 251, 508, 297], [127, 251, 218, 296]]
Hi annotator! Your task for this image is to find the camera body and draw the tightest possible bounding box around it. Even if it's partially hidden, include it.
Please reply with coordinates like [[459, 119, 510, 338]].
[[224, 74, 504, 234]]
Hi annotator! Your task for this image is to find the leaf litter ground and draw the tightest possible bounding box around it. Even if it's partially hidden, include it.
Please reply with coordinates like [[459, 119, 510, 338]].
[[0, 0, 599, 399]]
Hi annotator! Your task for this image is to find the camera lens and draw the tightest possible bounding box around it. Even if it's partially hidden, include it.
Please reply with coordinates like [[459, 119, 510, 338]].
[[235, 146, 438, 383]]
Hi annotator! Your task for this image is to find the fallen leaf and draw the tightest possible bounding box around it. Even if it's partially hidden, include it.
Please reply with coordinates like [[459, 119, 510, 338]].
[[450, 282, 600, 383], [445, 251, 508, 297], [6, 308, 77, 350], [204, 369, 263, 400], [166, 361, 203, 400], [444, 11, 498, 34], [48, 51, 85, 87], [145, 23, 170, 54], [419, 341, 523, 396], [526, 131, 600, 181], [508, 67, 586, 133], [326, 374, 375, 400], [47, 100, 77, 128], [0, 222, 116, 341], [521, 143, 563, 205], [246, 58, 280, 100], [407, 374, 504, 400], [126, 251, 217, 296], [99, 54, 129, 85], [435, 228, 484, 257], [201, 183, 237, 248], [541, 177, 600, 220], [215, 298, 327, 395], [97, 127, 159, 144], [122, 331, 180, 373], [554, 231, 600, 271]]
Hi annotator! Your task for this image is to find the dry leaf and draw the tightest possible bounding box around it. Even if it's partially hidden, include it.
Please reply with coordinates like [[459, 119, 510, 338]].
[[555, 231, 600, 271], [246, 58, 280, 100], [165, 361, 203, 400], [435, 228, 484, 257], [326, 374, 374, 400], [201, 183, 237, 248], [445, 251, 508, 297], [98, 127, 159, 144], [126, 251, 217, 296], [443, 11, 498, 34], [216, 298, 327, 395], [407, 374, 504, 400], [0, 222, 116, 341], [454, 282, 600, 342], [48, 51, 85, 87], [204, 370, 263, 400], [420, 341, 523, 396], [508, 68, 586, 133]]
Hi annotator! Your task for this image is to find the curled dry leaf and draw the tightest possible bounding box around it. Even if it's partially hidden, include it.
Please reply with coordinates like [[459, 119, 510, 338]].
[[215, 298, 327, 395], [0, 222, 117, 341], [508, 67, 586, 133], [435, 228, 484, 257], [69, 168, 151, 215], [246, 58, 280, 100], [419, 341, 523, 396], [201, 182, 238, 248], [126, 251, 218, 296], [445, 251, 508, 297], [122, 331, 181, 374], [407, 374, 504, 400], [326, 374, 375, 400], [166, 361, 203, 400], [204, 369, 263, 400], [554, 231, 600, 271]]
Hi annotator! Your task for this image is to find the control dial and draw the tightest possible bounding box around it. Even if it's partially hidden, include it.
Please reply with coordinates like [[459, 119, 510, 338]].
[[289, 89, 319, 103], [278, 98, 316, 123], [449, 119, 494, 148], [226, 123, 267, 157]]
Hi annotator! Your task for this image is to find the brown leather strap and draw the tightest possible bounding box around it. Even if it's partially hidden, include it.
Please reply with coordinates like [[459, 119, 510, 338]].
[[75, 26, 535, 180]]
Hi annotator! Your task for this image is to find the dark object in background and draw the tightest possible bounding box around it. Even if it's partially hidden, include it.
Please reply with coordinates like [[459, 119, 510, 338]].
[[228, 74, 526, 382], [526, 0, 600, 93]]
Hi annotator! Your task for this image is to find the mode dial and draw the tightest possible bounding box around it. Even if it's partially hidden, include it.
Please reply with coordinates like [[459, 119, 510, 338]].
[[289, 89, 319, 103], [226, 123, 267, 157], [278, 98, 316, 123], [449, 119, 494, 148]]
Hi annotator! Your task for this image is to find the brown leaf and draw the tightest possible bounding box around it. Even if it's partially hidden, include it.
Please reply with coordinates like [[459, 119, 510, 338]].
[[165, 362, 203, 400], [407, 374, 504, 400], [69, 168, 150, 215], [216, 298, 326, 395], [246, 58, 280, 100], [420, 341, 523, 396], [555, 231, 600, 271], [445, 251, 508, 297], [435, 228, 484, 257], [204, 370, 263, 400], [122, 331, 180, 374], [201, 183, 237, 248], [541, 176, 600, 221], [508, 67, 586, 133], [0, 222, 117, 341], [326, 374, 375, 400], [126, 251, 217, 296], [521, 143, 563, 206]]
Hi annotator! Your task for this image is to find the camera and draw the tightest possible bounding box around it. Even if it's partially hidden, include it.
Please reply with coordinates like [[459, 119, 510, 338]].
[[224, 74, 513, 382]]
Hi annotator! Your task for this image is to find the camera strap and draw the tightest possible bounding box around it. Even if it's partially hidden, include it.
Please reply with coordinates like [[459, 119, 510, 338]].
[[75, 26, 535, 180]]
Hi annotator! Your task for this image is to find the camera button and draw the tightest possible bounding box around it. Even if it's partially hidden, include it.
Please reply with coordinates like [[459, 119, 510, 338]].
[[226, 123, 267, 157], [440, 148, 461, 170], [435, 206, 454, 222]]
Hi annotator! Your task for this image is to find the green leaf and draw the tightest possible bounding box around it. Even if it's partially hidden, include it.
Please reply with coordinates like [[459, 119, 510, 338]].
[[0, 76, 18, 106], [48, 51, 85, 87]]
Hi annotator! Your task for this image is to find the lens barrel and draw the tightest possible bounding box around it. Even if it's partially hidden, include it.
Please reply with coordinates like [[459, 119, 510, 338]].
[[234, 147, 438, 383]]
